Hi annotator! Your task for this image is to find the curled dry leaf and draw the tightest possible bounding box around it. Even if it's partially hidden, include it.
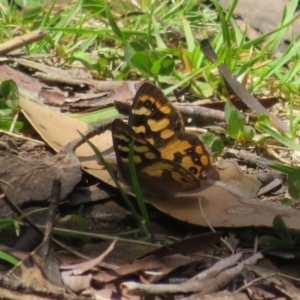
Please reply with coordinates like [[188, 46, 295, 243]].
[[18, 85, 300, 229]]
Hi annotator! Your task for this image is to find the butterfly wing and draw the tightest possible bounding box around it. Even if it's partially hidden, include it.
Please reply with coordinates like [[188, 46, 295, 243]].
[[112, 119, 200, 194], [160, 132, 211, 178], [129, 82, 211, 179], [128, 82, 184, 148], [112, 119, 161, 182]]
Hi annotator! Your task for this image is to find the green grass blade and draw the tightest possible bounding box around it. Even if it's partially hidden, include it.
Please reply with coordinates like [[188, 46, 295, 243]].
[[105, 1, 128, 45], [68, 107, 120, 125], [0, 250, 19, 265], [255, 122, 300, 151], [128, 141, 153, 240], [152, 17, 167, 49], [182, 15, 195, 52], [267, 0, 298, 52], [78, 131, 145, 232]]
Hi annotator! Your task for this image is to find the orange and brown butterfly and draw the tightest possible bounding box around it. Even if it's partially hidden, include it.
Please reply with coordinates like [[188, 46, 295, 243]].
[[112, 82, 211, 195]]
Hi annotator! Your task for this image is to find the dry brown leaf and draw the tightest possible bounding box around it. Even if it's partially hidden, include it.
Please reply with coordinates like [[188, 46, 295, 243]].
[[61, 240, 117, 275], [1, 64, 297, 229], [96, 254, 204, 285], [0, 148, 81, 207], [247, 265, 300, 300], [18, 85, 300, 229], [94, 232, 220, 283], [0, 240, 65, 299]]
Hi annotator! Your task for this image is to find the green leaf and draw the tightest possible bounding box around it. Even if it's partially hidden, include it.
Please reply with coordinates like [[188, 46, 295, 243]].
[[0, 80, 19, 111], [159, 56, 174, 75], [226, 103, 245, 139], [55, 44, 67, 59], [281, 198, 292, 206], [130, 52, 152, 76], [191, 81, 214, 98], [22, 4, 43, 22], [191, 45, 202, 69], [72, 52, 98, 69], [151, 56, 174, 75], [289, 170, 300, 189], [243, 125, 255, 141], [211, 138, 224, 159], [151, 60, 161, 75], [258, 235, 294, 249], [273, 215, 290, 240], [201, 132, 215, 146], [224, 101, 233, 124], [288, 184, 300, 200], [124, 42, 150, 70]]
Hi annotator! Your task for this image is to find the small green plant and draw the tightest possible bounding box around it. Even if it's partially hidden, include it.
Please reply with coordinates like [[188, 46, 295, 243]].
[[255, 115, 300, 151], [0, 80, 25, 131], [269, 163, 300, 201], [0, 218, 24, 265], [201, 132, 224, 161], [258, 215, 295, 249], [224, 102, 256, 141]]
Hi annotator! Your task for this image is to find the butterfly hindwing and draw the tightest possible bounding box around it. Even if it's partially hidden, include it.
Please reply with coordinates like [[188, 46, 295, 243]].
[[112, 119, 200, 194]]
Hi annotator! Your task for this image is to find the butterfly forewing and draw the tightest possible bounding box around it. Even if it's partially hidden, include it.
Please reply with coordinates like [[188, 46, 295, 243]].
[[128, 82, 185, 149]]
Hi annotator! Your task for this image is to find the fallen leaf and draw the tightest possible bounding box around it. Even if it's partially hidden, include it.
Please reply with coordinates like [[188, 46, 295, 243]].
[[17, 81, 300, 229], [0, 147, 81, 206], [2, 65, 300, 229], [95, 232, 221, 283]]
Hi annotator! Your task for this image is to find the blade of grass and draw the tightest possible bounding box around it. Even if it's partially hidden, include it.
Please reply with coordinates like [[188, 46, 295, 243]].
[[147, 4, 155, 49], [267, 0, 298, 52], [128, 141, 153, 240], [68, 107, 120, 125], [253, 38, 300, 88], [242, 13, 300, 49], [78, 131, 148, 235], [152, 17, 167, 49], [255, 122, 300, 151], [182, 15, 195, 52], [105, 1, 128, 45], [0, 250, 19, 265]]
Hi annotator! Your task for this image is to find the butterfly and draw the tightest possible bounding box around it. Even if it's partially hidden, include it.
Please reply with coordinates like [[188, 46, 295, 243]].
[[112, 82, 211, 195]]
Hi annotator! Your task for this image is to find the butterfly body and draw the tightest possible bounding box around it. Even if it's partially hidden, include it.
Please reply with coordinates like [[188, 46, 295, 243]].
[[112, 82, 211, 195]]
